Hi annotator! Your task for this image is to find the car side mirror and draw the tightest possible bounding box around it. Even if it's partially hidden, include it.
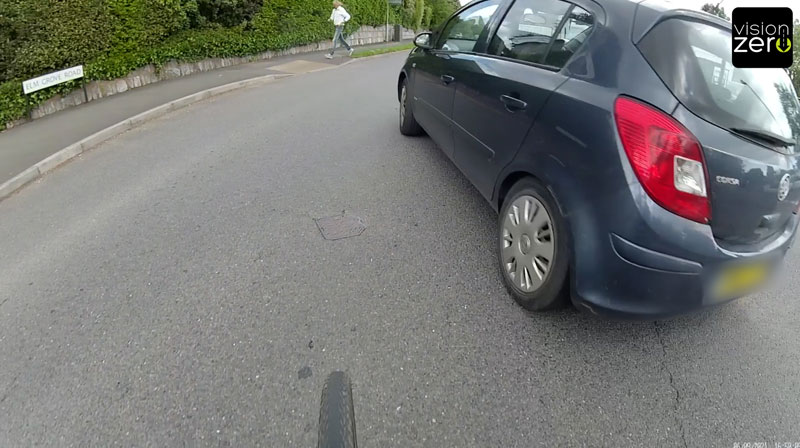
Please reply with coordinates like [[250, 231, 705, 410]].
[[414, 32, 433, 50]]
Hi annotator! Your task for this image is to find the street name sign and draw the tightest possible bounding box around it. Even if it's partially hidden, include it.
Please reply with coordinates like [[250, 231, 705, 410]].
[[23, 65, 84, 95]]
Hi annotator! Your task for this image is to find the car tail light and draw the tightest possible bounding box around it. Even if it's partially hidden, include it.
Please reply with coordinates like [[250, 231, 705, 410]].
[[614, 97, 711, 224]]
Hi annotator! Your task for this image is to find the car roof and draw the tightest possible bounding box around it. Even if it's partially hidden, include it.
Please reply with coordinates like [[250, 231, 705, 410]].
[[460, 0, 729, 38], [631, 0, 731, 42], [636, 0, 730, 26]]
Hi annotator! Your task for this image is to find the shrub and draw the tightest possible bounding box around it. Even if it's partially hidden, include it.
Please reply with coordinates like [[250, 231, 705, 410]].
[[0, 0, 436, 128], [2, 0, 113, 82], [0, 0, 25, 81], [0, 80, 26, 127], [108, 0, 188, 52], [254, 0, 330, 45], [196, 0, 262, 27]]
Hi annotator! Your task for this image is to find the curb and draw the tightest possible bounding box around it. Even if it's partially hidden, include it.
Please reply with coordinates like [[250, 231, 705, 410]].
[[0, 73, 291, 203], [0, 48, 407, 203]]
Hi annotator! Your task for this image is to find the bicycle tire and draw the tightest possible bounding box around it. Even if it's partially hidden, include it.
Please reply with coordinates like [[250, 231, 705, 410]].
[[318, 371, 357, 448]]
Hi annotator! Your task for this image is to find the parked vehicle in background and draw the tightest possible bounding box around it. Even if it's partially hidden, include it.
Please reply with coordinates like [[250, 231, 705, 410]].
[[397, 0, 800, 318]]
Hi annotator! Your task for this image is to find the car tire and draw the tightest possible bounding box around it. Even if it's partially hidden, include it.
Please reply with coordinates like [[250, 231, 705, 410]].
[[318, 371, 357, 448], [399, 78, 424, 136], [497, 178, 570, 311]]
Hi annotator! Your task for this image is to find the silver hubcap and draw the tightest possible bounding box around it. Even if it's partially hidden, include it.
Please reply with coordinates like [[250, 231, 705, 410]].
[[501, 195, 555, 293], [400, 86, 407, 126]]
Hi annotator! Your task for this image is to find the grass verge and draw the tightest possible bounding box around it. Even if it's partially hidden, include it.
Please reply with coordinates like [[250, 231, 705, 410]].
[[351, 43, 414, 58]]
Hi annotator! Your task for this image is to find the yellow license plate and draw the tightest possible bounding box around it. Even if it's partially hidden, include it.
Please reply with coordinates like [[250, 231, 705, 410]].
[[715, 262, 769, 299]]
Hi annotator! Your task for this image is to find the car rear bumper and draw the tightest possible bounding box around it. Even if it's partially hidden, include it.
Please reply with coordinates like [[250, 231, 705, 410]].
[[572, 216, 798, 320]]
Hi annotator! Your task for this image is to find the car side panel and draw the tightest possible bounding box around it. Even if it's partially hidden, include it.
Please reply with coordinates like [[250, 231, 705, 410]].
[[493, 20, 691, 307], [500, 81, 710, 312], [407, 50, 457, 159], [449, 53, 568, 201]]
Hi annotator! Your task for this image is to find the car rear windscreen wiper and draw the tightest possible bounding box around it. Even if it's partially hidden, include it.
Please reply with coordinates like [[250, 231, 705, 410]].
[[730, 127, 796, 148]]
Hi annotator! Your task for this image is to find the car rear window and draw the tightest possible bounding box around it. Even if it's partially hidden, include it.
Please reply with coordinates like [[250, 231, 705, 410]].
[[638, 18, 800, 153]]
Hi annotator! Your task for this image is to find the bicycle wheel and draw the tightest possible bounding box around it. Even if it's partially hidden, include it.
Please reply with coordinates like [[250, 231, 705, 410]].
[[318, 371, 357, 448]]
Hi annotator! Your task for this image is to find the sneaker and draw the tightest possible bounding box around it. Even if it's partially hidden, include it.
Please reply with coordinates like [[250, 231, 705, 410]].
[[348, 48, 354, 56], [325, 54, 334, 59]]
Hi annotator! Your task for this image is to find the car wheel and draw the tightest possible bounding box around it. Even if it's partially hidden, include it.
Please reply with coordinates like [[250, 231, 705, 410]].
[[399, 78, 424, 136], [498, 178, 569, 311]]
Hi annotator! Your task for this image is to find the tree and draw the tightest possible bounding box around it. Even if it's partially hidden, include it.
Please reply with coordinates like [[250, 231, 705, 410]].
[[701, 3, 728, 20], [401, 0, 416, 29], [422, 5, 433, 30], [775, 83, 800, 140], [414, 0, 425, 30], [428, 0, 460, 30], [790, 19, 800, 97]]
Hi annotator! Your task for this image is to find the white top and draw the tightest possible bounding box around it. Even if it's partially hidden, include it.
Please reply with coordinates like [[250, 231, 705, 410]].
[[330, 6, 351, 26]]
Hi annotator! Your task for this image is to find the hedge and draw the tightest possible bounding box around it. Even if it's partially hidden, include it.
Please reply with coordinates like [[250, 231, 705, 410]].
[[1, 0, 114, 82], [0, 0, 460, 128]]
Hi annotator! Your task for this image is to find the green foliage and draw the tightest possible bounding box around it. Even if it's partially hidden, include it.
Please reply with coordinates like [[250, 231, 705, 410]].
[[428, 0, 459, 30], [0, 80, 27, 127], [255, 0, 339, 43], [352, 42, 414, 58], [182, 0, 204, 28], [108, 0, 188, 52], [0, 0, 436, 128], [413, 0, 425, 31], [398, 0, 454, 30], [196, 0, 262, 27], [791, 19, 799, 97], [399, 0, 428, 30], [422, 6, 433, 30], [700, 3, 728, 20], [400, 0, 415, 29], [1, 0, 114, 82], [0, 1, 25, 82]]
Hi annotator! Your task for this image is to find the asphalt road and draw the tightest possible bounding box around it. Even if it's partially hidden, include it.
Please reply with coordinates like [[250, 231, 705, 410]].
[[1, 52, 799, 447]]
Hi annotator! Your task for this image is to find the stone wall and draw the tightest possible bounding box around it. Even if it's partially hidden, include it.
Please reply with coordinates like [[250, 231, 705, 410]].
[[20, 25, 415, 124], [402, 28, 417, 39]]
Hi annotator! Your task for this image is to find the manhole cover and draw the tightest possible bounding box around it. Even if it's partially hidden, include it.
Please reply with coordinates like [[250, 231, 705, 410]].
[[314, 215, 366, 240]]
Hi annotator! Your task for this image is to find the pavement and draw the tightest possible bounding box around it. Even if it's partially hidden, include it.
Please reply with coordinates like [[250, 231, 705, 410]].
[[0, 40, 407, 186], [1, 52, 799, 447]]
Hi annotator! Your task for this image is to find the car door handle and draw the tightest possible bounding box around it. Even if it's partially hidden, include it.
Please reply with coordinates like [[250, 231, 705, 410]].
[[441, 75, 455, 85], [500, 94, 527, 112]]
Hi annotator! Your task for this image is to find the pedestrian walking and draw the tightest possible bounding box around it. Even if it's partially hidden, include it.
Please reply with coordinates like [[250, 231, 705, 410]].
[[326, 1, 353, 59]]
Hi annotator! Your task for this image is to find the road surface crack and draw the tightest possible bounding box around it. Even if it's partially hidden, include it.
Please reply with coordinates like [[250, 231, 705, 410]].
[[654, 321, 688, 448]]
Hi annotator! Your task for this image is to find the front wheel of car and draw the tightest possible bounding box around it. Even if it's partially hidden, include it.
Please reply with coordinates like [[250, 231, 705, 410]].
[[399, 78, 424, 136], [498, 178, 570, 311]]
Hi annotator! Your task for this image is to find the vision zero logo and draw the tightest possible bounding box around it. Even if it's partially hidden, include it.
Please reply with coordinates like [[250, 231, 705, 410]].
[[732, 7, 793, 68]]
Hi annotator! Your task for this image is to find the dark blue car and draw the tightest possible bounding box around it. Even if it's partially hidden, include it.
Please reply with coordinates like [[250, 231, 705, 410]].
[[397, 0, 800, 317]]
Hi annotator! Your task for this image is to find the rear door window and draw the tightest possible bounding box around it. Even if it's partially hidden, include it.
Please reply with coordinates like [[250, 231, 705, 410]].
[[638, 19, 800, 153], [487, 0, 594, 67], [542, 7, 593, 67]]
